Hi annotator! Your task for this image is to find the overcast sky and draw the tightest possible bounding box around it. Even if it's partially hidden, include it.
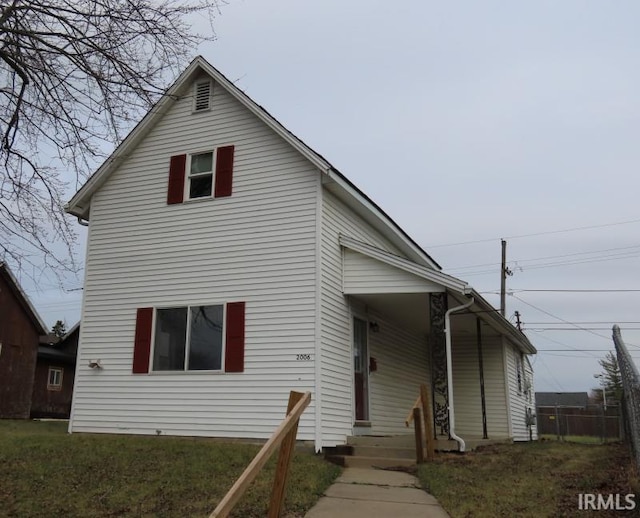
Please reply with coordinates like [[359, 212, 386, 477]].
[[26, 0, 640, 395]]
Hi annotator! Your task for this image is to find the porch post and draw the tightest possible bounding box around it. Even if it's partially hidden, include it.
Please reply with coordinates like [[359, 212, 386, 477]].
[[430, 292, 449, 438]]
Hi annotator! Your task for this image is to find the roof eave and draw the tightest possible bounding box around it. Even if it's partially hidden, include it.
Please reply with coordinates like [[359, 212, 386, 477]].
[[65, 56, 442, 270], [0, 263, 48, 335], [64, 57, 205, 218], [470, 289, 537, 354]]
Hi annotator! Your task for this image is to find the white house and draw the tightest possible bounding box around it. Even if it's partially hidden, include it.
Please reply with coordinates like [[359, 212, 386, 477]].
[[65, 56, 537, 451]]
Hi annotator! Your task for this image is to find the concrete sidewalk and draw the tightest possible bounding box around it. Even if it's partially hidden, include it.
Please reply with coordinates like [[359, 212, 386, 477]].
[[305, 467, 450, 517]]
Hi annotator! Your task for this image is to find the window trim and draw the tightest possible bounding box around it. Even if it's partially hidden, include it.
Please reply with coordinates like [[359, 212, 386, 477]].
[[185, 150, 216, 201], [149, 303, 227, 373], [47, 367, 63, 391]]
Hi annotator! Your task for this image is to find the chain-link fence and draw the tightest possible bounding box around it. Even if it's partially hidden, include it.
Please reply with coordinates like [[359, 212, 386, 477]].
[[536, 405, 620, 441], [612, 325, 640, 469]]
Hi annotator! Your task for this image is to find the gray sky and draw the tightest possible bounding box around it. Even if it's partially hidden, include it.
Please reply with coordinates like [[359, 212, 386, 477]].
[[27, 0, 640, 395]]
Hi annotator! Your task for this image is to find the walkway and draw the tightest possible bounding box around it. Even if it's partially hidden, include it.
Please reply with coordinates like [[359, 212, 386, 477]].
[[305, 467, 450, 517]]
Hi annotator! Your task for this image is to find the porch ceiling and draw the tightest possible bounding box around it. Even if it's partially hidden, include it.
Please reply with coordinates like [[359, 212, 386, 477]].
[[349, 293, 502, 340]]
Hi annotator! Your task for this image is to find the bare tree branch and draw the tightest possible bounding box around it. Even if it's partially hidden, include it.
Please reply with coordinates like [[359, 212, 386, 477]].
[[0, 0, 223, 284]]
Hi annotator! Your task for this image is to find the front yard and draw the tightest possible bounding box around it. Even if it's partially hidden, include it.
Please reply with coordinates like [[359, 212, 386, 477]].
[[0, 420, 340, 517], [418, 440, 639, 517]]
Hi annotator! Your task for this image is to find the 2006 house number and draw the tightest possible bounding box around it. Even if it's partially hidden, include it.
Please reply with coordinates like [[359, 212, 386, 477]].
[[296, 354, 311, 361]]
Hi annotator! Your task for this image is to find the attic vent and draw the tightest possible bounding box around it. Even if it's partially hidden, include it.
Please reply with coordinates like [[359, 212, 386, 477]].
[[193, 80, 212, 112]]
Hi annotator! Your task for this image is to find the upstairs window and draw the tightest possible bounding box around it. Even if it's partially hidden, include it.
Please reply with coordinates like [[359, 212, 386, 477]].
[[193, 80, 212, 112], [167, 146, 235, 204], [188, 152, 214, 199]]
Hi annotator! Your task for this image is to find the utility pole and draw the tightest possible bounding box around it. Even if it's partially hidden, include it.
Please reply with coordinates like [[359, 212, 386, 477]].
[[500, 239, 512, 316], [515, 310, 522, 331]]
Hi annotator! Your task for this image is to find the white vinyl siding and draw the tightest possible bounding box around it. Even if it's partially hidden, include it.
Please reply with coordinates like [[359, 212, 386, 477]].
[[319, 190, 407, 446], [368, 313, 429, 436], [452, 336, 510, 438], [343, 249, 445, 295], [72, 78, 319, 440], [505, 342, 535, 441]]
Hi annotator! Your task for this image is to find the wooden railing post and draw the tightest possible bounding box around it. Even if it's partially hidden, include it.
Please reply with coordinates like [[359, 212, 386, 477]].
[[268, 391, 304, 518], [420, 383, 435, 461], [209, 391, 311, 518], [413, 407, 425, 464]]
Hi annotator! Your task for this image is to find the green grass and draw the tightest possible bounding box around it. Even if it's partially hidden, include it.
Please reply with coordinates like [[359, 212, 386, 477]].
[[418, 440, 639, 518], [539, 434, 619, 444], [0, 420, 341, 517]]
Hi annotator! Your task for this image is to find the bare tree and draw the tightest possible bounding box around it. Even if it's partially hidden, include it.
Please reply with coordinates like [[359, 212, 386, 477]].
[[0, 1, 223, 282]]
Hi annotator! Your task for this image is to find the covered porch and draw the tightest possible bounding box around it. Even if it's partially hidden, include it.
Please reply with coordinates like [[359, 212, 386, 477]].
[[340, 236, 536, 448]]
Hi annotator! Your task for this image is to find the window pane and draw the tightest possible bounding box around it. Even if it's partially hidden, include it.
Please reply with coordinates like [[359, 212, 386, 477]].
[[190, 152, 213, 174], [153, 308, 187, 370], [188, 305, 223, 370], [189, 175, 212, 198]]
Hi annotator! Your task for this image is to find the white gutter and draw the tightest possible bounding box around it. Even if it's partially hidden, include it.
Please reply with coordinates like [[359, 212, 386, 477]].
[[445, 296, 475, 453]]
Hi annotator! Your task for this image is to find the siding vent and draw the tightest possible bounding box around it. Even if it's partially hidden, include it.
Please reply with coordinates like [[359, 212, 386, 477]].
[[193, 80, 212, 112]]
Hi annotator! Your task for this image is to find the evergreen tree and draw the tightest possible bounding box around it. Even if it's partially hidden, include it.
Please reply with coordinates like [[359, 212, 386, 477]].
[[593, 351, 623, 403], [51, 320, 66, 340]]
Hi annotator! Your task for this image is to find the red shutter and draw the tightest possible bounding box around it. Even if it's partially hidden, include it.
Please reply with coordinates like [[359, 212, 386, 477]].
[[133, 308, 153, 373], [167, 154, 186, 204], [225, 301, 245, 373], [214, 145, 235, 198]]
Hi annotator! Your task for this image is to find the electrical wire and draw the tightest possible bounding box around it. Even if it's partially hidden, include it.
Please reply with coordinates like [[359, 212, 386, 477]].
[[448, 244, 640, 272], [512, 294, 640, 350], [429, 217, 640, 249]]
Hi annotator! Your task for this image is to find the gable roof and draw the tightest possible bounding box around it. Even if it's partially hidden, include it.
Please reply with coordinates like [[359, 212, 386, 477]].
[[0, 263, 47, 335], [535, 392, 589, 408], [65, 56, 440, 270], [38, 322, 79, 364]]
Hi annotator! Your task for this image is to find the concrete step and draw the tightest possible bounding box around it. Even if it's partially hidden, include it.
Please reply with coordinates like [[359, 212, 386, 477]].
[[326, 455, 416, 469], [346, 435, 415, 447], [350, 445, 416, 459]]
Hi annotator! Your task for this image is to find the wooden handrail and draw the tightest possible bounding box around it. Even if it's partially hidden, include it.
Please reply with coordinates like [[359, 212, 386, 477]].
[[406, 384, 435, 463], [209, 391, 311, 518], [405, 395, 422, 427]]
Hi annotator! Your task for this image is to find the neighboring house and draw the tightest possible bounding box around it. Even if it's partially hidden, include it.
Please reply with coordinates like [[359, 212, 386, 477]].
[[65, 56, 538, 450], [536, 392, 589, 410], [0, 263, 47, 418], [31, 324, 79, 418]]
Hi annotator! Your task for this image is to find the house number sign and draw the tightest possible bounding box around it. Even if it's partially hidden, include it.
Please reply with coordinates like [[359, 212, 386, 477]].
[[296, 354, 312, 360]]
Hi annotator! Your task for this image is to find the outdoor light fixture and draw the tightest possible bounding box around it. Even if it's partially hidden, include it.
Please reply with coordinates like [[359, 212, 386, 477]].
[[88, 359, 102, 369], [369, 321, 380, 333]]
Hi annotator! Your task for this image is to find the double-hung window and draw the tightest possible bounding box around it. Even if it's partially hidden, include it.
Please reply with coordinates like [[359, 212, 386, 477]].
[[188, 152, 215, 199], [47, 367, 63, 390], [152, 305, 224, 371], [167, 146, 235, 204]]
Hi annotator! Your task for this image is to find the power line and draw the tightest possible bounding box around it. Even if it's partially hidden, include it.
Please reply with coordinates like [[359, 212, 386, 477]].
[[504, 289, 640, 293], [527, 330, 601, 359], [457, 250, 640, 277], [430, 217, 640, 249], [537, 349, 613, 352], [527, 327, 640, 331], [526, 321, 640, 324], [511, 294, 640, 349], [537, 356, 566, 392], [448, 244, 640, 272]]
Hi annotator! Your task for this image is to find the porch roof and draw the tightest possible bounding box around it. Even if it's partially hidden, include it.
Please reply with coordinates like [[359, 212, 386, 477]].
[[339, 236, 536, 354]]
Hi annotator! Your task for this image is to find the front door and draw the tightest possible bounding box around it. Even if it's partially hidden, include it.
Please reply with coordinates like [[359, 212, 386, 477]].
[[353, 317, 369, 421]]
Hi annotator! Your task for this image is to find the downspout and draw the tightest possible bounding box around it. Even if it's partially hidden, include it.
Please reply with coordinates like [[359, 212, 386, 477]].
[[445, 296, 474, 452]]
